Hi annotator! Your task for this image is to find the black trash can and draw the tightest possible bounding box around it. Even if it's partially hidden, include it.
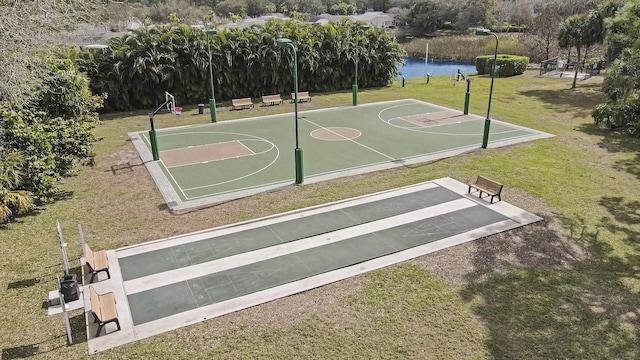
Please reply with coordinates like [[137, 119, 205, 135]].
[[60, 274, 79, 302], [198, 103, 205, 114]]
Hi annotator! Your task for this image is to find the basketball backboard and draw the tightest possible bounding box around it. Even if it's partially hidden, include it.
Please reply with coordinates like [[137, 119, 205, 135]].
[[165, 92, 175, 113]]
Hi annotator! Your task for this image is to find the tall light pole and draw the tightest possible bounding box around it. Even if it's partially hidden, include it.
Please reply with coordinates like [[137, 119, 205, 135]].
[[475, 28, 498, 148], [206, 28, 217, 123], [276, 38, 303, 184], [353, 24, 370, 106]]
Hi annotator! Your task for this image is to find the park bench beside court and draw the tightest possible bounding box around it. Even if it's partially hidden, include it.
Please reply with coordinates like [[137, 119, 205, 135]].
[[231, 92, 311, 110], [468, 175, 503, 203]]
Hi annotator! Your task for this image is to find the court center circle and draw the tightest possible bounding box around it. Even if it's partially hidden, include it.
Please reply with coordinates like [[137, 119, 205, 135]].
[[311, 127, 361, 141]]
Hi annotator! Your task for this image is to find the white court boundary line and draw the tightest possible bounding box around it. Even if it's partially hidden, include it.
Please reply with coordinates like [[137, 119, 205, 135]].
[[140, 131, 281, 200], [161, 140, 257, 169], [302, 116, 396, 161], [310, 127, 362, 141], [379, 103, 534, 137]]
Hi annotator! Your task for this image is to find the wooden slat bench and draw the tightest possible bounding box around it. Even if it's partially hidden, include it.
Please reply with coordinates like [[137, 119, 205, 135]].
[[85, 244, 110, 283], [231, 98, 254, 110], [89, 286, 120, 337], [468, 175, 503, 203], [261, 94, 283, 106], [291, 91, 311, 103]]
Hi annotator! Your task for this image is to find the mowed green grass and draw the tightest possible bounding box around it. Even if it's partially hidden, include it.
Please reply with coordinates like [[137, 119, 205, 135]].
[[2, 71, 639, 359]]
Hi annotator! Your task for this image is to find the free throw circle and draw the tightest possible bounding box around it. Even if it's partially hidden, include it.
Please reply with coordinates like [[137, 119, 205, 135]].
[[311, 127, 361, 141]]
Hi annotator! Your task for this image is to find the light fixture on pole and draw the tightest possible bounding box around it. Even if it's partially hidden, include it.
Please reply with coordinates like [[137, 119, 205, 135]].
[[276, 38, 303, 184], [206, 28, 217, 123], [353, 24, 370, 106], [475, 28, 498, 148]]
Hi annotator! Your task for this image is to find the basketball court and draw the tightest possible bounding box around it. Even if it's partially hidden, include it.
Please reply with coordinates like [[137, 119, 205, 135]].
[[129, 99, 553, 211], [84, 177, 543, 353]]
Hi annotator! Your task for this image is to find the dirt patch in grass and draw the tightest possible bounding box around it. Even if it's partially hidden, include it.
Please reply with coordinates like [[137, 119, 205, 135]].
[[411, 188, 590, 284], [213, 276, 364, 332]]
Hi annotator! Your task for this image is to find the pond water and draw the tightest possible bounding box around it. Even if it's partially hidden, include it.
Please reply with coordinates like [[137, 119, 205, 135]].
[[398, 58, 477, 79]]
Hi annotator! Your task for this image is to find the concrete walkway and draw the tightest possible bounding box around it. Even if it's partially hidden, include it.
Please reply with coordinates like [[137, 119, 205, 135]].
[[83, 177, 541, 353]]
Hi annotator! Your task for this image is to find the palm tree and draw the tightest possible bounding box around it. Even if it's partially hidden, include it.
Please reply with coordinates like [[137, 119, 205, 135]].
[[558, 14, 600, 89], [0, 149, 33, 223]]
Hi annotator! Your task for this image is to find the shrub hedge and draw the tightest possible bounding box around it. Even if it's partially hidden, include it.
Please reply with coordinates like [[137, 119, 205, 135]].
[[475, 54, 529, 76]]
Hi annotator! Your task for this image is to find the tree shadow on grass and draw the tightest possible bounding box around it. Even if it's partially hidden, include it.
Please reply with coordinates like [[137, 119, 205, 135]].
[[461, 266, 639, 359], [573, 122, 640, 154], [51, 190, 75, 202], [612, 153, 640, 181], [0, 207, 44, 227], [518, 85, 601, 119], [459, 209, 640, 359], [572, 119, 640, 183], [1, 314, 86, 360], [595, 196, 640, 283]]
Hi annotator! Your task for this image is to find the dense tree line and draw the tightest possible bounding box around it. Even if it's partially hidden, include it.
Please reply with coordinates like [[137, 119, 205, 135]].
[[77, 19, 404, 112], [105, 0, 610, 30], [0, 58, 102, 223], [593, 0, 640, 136], [550, 0, 640, 136], [1, 1, 102, 223]]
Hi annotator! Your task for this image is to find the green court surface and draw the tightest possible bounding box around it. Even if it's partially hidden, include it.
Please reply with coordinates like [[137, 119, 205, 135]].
[[130, 99, 553, 211], [126, 204, 505, 326], [118, 185, 462, 281], [84, 178, 543, 353]]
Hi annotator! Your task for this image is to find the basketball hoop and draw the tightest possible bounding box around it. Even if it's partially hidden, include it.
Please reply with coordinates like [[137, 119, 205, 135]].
[[450, 69, 466, 86]]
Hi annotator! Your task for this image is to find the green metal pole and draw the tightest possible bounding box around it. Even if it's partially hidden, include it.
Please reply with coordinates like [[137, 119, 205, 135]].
[[291, 44, 303, 184], [149, 130, 159, 161], [148, 113, 159, 161], [352, 30, 358, 106], [207, 29, 217, 123], [464, 79, 471, 115], [352, 26, 369, 106], [482, 33, 498, 149]]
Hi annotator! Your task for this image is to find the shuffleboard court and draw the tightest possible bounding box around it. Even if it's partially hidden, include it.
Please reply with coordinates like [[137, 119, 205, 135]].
[[84, 178, 543, 353], [129, 99, 553, 211]]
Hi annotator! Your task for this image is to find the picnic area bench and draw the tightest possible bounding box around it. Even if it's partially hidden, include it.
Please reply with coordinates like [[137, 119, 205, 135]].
[[468, 175, 503, 203], [261, 94, 283, 106], [89, 286, 120, 337], [85, 244, 110, 283], [291, 91, 311, 103], [231, 98, 254, 110]]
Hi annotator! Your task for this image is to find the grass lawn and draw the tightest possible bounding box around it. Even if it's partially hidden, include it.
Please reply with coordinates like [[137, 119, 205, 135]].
[[2, 70, 639, 359]]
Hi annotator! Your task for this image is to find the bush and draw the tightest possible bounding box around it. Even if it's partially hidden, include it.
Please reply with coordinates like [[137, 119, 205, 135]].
[[475, 54, 529, 76], [0, 58, 101, 204]]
